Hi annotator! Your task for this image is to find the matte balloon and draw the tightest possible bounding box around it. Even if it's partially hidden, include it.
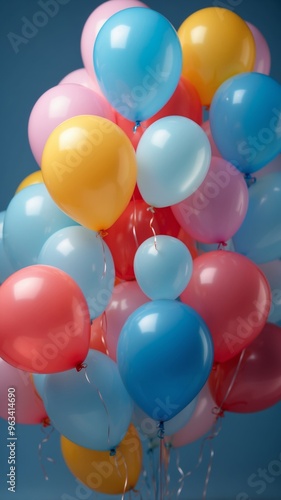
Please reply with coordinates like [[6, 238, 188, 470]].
[[0, 265, 91, 373], [0, 212, 15, 283], [232, 173, 281, 263], [94, 8, 182, 122], [247, 22, 271, 75], [136, 116, 211, 207], [209, 323, 281, 413], [38, 226, 115, 320], [181, 251, 271, 363], [15, 171, 43, 193], [43, 350, 133, 450], [41, 115, 137, 231], [210, 73, 281, 173], [259, 261, 281, 324], [117, 300, 214, 421]]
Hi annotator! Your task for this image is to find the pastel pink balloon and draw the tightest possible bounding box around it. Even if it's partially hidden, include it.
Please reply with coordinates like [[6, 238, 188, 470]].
[[81, 0, 148, 80], [59, 68, 101, 94], [201, 121, 221, 158], [28, 83, 115, 166], [0, 358, 47, 424], [172, 157, 249, 244], [104, 281, 150, 361], [170, 383, 217, 447], [247, 22, 271, 75]]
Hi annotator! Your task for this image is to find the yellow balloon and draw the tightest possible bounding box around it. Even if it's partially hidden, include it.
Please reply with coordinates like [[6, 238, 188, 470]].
[[178, 7, 256, 106], [41, 115, 137, 231], [61, 424, 142, 495], [15, 171, 43, 193]]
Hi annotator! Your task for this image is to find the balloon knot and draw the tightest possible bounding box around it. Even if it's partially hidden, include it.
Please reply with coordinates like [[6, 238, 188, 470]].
[[42, 417, 51, 428], [133, 120, 141, 133], [212, 406, 224, 419], [110, 448, 116, 456], [76, 362, 87, 372], [97, 230, 108, 239], [157, 421, 165, 440], [244, 173, 256, 188], [146, 206, 155, 214], [218, 241, 227, 250]]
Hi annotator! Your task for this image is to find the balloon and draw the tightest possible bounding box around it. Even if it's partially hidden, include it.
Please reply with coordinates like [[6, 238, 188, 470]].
[[15, 171, 43, 193], [170, 383, 217, 447], [38, 226, 115, 320], [43, 350, 133, 450], [61, 424, 142, 494], [136, 116, 211, 207], [41, 115, 137, 231], [209, 323, 281, 413], [178, 7, 255, 106], [134, 235, 193, 300], [201, 121, 221, 158], [177, 227, 198, 261], [59, 68, 101, 93], [117, 300, 214, 421], [0, 265, 90, 373], [116, 77, 202, 149], [90, 316, 107, 354], [0, 211, 15, 283], [3, 183, 78, 271], [105, 281, 150, 361], [232, 173, 281, 264], [104, 200, 180, 280], [0, 359, 47, 424], [247, 22, 271, 75], [28, 84, 115, 166], [209, 73, 281, 174], [172, 157, 249, 244], [258, 261, 281, 324], [181, 251, 271, 363], [94, 8, 182, 122], [32, 373, 47, 400], [254, 153, 281, 180]]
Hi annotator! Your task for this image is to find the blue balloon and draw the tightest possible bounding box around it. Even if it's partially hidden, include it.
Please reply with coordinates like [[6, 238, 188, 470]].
[[117, 300, 213, 422], [43, 350, 133, 451], [0, 211, 15, 283], [94, 8, 182, 122], [3, 183, 78, 270], [232, 173, 281, 263], [258, 261, 281, 325], [210, 72, 281, 173], [134, 235, 193, 300], [38, 226, 115, 320], [32, 373, 46, 400]]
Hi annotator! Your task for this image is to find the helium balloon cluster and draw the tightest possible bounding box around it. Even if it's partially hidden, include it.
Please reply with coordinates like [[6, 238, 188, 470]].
[[0, 1, 281, 496]]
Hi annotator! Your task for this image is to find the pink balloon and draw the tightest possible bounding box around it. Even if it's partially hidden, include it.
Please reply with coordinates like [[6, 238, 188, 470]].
[[201, 121, 221, 158], [0, 358, 47, 424], [170, 383, 217, 447], [59, 68, 101, 93], [172, 157, 249, 244], [247, 22, 271, 75], [81, 0, 148, 80], [104, 281, 150, 361], [28, 83, 115, 166]]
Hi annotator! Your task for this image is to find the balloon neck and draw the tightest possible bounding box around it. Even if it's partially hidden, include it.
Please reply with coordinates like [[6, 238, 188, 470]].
[[212, 406, 225, 419], [133, 120, 141, 133], [42, 417, 51, 428], [97, 230, 108, 239], [244, 173, 256, 188], [217, 241, 227, 250], [157, 421, 165, 440], [110, 448, 116, 456], [76, 362, 87, 372]]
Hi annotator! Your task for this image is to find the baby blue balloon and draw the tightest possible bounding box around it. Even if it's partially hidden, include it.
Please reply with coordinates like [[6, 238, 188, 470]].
[[136, 116, 211, 207], [3, 183, 78, 270], [117, 300, 214, 422], [258, 261, 281, 325], [232, 173, 281, 263], [38, 226, 115, 320], [210, 72, 281, 174], [134, 235, 193, 300], [0, 211, 15, 283], [94, 8, 182, 122], [32, 373, 47, 400], [43, 350, 133, 451]]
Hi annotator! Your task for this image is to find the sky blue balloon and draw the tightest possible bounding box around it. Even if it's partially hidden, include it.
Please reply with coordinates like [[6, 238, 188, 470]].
[[94, 8, 182, 122], [38, 226, 115, 320], [258, 260, 281, 325], [232, 173, 281, 263], [0, 211, 15, 283], [117, 300, 214, 422], [32, 373, 46, 400], [210, 72, 281, 174], [134, 235, 193, 300], [43, 350, 133, 451], [3, 183, 78, 270]]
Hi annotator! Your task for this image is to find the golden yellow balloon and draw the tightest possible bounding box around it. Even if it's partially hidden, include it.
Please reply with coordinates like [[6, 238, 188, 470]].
[[41, 115, 137, 231], [61, 424, 142, 495], [178, 7, 256, 106], [15, 171, 43, 193]]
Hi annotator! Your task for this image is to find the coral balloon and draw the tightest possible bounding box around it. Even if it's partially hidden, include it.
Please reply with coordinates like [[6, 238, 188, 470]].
[[90, 316, 107, 354], [15, 171, 43, 193], [41, 116, 137, 231]]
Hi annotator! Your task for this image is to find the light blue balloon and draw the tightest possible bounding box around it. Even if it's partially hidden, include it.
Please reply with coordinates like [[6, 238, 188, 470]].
[[3, 183, 78, 270], [32, 373, 47, 400], [117, 300, 214, 422], [0, 211, 15, 283], [210, 72, 281, 174], [136, 116, 211, 207], [43, 350, 133, 451], [196, 239, 234, 254], [94, 8, 182, 122], [134, 235, 193, 300], [258, 260, 281, 324], [232, 173, 281, 263], [38, 226, 115, 320]]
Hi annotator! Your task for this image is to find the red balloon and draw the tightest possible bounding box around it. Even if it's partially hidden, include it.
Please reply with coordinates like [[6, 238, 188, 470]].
[[90, 316, 108, 354], [0, 265, 91, 373], [209, 323, 281, 413], [181, 251, 271, 363], [104, 200, 180, 280], [116, 77, 202, 149]]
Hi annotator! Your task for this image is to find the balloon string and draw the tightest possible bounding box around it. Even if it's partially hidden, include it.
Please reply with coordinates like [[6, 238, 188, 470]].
[[157, 422, 165, 500], [133, 120, 141, 133], [132, 194, 140, 249], [101, 312, 110, 356], [244, 173, 256, 188], [97, 232, 107, 279], [113, 448, 128, 500], [213, 347, 246, 416], [147, 206, 157, 250], [147, 439, 157, 499], [140, 465, 152, 499], [164, 442, 172, 498], [38, 421, 55, 481]]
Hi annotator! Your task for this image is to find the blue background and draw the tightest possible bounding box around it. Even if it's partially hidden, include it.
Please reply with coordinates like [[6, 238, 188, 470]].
[[0, 0, 281, 499]]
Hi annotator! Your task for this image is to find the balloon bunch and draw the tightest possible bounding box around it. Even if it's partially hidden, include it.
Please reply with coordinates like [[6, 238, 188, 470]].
[[1, 1, 281, 498]]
